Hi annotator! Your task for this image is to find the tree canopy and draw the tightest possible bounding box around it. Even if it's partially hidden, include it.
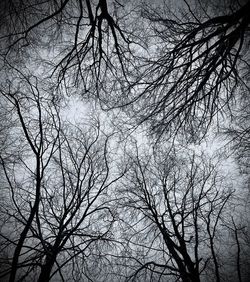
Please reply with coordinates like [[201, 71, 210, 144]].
[[0, 0, 250, 281]]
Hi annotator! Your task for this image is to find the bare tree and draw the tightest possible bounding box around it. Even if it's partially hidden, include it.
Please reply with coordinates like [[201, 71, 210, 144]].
[[134, 0, 250, 138], [99, 0, 250, 141], [0, 0, 137, 91], [35, 122, 126, 282], [0, 66, 60, 282], [0, 66, 126, 281], [117, 144, 236, 281]]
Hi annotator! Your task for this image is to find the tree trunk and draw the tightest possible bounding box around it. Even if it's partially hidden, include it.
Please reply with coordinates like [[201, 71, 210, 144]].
[[38, 253, 57, 282], [9, 198, 40, 282]]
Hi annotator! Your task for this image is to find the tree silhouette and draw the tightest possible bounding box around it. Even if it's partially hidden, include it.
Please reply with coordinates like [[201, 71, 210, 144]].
[[0, 67, 126, 281], [126, 0, 250, 139], [0, 0, 133, 89], [0, 67, 60, 282], [118, 144, 239, 281]]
